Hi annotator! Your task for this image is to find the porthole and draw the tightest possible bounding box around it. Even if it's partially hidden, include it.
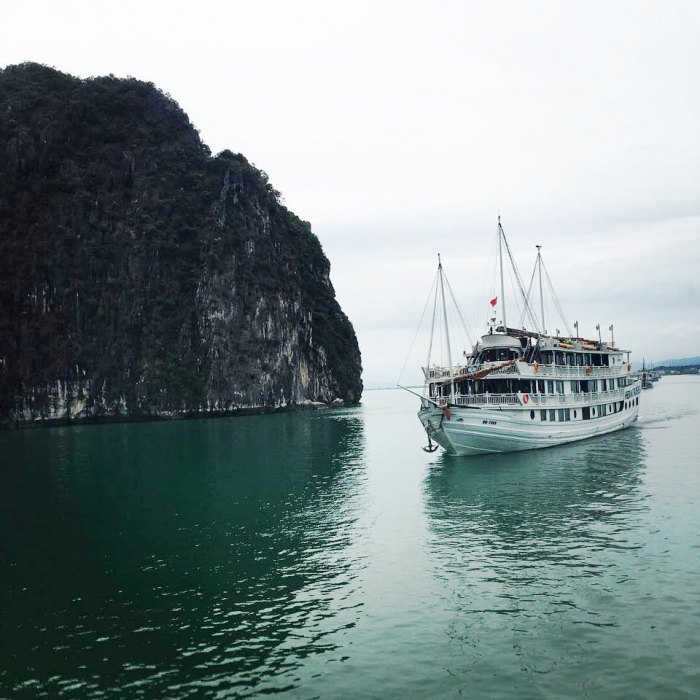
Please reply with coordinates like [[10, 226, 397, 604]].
[[573, 410, 577, 418], [592, 407, 596, 415], [530, 410, 535, 420]]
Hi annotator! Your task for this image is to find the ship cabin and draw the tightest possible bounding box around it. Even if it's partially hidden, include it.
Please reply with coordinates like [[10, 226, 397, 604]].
[[426, 329, 634, 403]]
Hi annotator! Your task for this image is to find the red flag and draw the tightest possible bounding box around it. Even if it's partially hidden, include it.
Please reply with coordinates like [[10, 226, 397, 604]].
[[490, 297, 498, 307]]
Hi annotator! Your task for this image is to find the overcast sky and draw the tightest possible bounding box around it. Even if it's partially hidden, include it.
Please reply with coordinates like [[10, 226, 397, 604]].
[[2, 0, 699, 386]]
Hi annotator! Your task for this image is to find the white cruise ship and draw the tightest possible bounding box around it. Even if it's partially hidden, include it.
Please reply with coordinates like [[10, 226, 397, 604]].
[[413, 220, 641, 456]]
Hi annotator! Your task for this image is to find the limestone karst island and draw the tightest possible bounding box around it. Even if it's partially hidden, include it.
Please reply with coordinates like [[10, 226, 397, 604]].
[[0, 63, 363, 425]]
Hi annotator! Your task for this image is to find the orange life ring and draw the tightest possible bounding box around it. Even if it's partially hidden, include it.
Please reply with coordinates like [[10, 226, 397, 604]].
[[585, 366, 591, 376], [522, 393, 529, 404], [533, 362, 539, 373]]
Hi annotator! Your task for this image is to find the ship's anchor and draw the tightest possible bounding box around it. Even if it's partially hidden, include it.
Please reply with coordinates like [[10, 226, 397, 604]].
[[422, 434, 439, 453]]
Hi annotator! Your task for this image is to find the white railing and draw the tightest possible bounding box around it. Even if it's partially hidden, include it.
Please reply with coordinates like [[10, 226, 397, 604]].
[[451, 387, 628, 408], [454, 393, 520, 406], [534, 364, 624, 378], [524, 389, 626, 406], [423, 366, 472, 380]]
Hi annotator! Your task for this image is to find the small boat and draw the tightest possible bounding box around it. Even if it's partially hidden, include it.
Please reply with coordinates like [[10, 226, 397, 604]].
[[640, 360, 655, 389], [410, 219, 642, 456]]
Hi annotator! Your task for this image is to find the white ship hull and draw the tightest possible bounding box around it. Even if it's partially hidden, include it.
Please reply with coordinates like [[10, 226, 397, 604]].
[[418, 385, 641, 456]]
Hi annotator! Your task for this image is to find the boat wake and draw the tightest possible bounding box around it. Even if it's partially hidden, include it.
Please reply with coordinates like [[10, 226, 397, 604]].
[[637, 406, 697, 428]]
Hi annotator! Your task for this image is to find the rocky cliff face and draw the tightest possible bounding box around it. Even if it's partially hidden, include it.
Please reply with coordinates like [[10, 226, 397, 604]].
[[0, 63, 362, 424]]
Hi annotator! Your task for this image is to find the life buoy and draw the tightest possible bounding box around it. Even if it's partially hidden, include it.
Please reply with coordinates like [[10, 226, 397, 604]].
[[585, 366, 591, 376], [522, 393, 529, 404], [533, 362, 539, 373]]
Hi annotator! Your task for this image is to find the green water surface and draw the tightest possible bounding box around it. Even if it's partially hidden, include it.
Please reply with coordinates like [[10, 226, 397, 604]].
[[1, 379, 699, 698]]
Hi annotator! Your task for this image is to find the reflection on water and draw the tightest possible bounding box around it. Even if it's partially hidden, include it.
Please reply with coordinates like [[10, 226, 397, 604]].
[[425, 427, 647, 559], [0, 409, 367, 698], [422, 427, 649, 684]]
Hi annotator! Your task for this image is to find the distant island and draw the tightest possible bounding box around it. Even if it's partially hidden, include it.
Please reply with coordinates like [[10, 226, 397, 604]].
[[0, 63, 363, 426], [638, 356, 700, 375], [654, 364, 700, 375]]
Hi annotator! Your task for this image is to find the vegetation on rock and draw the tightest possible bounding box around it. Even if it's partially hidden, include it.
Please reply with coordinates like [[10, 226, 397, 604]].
[[0, 63, 362, 423]]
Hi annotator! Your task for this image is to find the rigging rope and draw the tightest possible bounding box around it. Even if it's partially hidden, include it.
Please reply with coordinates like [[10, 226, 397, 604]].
[[541, 259, 572, 337], [501, 228, 541, 332], [470, 234, 498, 333], [397, 268, 438, 384], [444, 272, 474, 349], [520, 258, 538, 329]]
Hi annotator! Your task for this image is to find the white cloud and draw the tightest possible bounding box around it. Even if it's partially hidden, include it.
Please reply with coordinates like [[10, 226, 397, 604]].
[[2, 0, 699, 384]]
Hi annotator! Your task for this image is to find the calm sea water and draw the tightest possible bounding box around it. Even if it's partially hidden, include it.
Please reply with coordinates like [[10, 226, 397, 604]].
[[1, 377, 699, 698]]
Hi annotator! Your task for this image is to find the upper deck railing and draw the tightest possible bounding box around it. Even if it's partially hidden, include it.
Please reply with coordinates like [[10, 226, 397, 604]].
[[424, 361, 631, 381], [452, 386, 631, 408]]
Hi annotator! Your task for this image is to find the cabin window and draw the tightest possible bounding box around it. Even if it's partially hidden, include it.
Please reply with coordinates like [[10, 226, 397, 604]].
[[540, 410, 547, 421], [571, 381, 580, 393], [601, 379, 608, 391], [600, 405, 607, 416], [565, 409, 571, 421], [558, 409, 565, 421], [549, 409, 556, 421], [555, 380, 565, 394], [537, 380, 545, 394], [546, 380, 554, 394], [582, 406, 591, 420], [482, 348, 520, 362]]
